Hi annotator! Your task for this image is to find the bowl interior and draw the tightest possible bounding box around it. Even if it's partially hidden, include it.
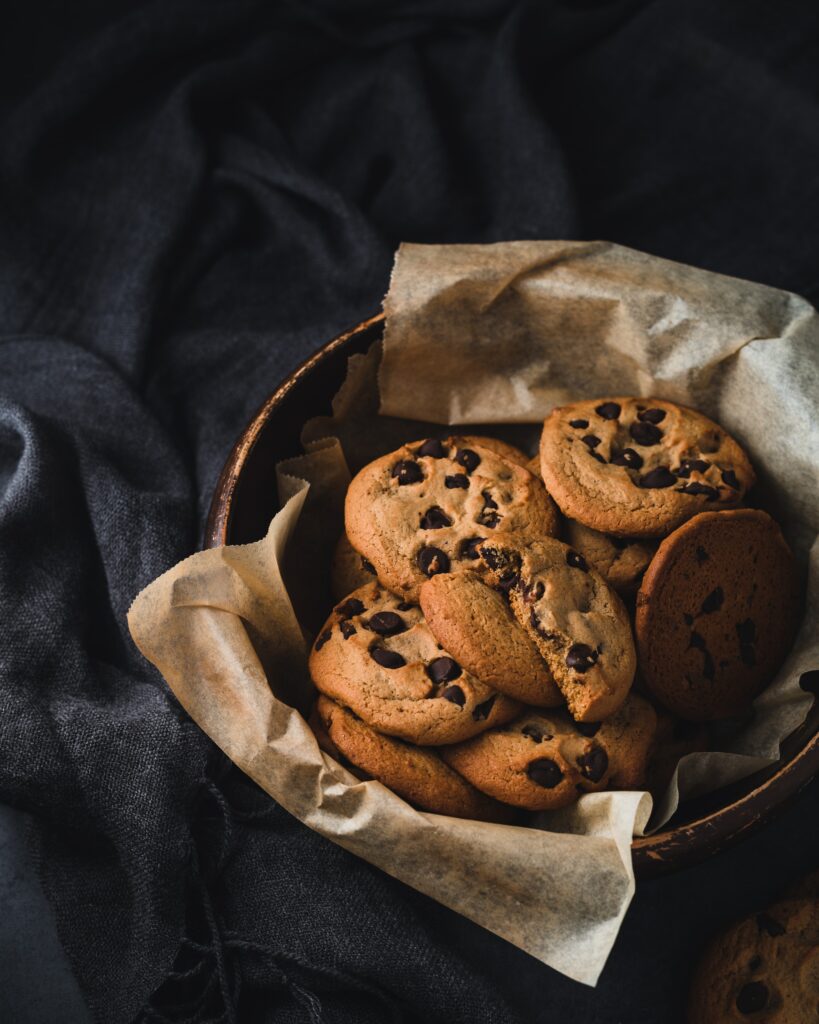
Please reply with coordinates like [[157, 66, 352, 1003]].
[[206, 316, 819, 877]]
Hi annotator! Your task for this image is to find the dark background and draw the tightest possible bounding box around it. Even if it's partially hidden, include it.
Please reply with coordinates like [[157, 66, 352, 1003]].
[[1, 1, 818, 1021]]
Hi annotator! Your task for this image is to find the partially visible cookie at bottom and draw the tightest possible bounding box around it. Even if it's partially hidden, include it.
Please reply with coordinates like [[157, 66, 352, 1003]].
[[440, 693, 657, 811], [688, 897, 819, 1023], [313, 696, 515, 822]]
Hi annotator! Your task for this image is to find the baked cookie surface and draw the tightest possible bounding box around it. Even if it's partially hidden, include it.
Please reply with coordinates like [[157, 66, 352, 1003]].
[[636, 509, 801, 720], [564, 519, 656, 597], [440, 693, 657, 811], [540, 397, 755, 538], [309, 581, 520, 745], [313, 696, 514, 822], [477, 536, 637, 721], [419, 571, 562, 707], [688, 897, 819, 1023], [345, 438, 559, 600]]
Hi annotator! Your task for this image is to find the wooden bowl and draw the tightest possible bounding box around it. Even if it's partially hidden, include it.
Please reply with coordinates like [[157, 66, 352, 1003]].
[[205, 313, 819, 877]]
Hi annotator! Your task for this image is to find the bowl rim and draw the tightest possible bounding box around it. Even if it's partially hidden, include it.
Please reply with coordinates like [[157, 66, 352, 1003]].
[[205, 313, 819, 877]]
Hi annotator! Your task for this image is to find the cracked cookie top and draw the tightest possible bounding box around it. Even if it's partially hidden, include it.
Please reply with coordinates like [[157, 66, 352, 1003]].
[[345, 437, 559, 600], [309, 581, 521, 745], [540, 397, 755, 538]]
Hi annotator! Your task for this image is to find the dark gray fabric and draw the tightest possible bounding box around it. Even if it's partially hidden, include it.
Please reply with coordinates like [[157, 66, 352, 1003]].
[[1, 1, 818, 1021]]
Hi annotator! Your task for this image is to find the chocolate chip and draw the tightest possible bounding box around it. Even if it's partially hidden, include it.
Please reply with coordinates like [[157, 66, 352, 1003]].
[[481, 490, 499, 509], [702, 649, 715, 680], [577, 746, 608, 783], [480, 547, 520, 574], [735, 981, 768, 1014], [335, 598, 365, 618], [445, 474, 470, 489], [683, 613, 694, 626], [366, 611, 407, 636], [722, 468, 741, 490], [629, 421, 663, 446], [695, 546, 709, 564], [370, 647, 405, 669], [576, 721, 601, 737], [391, 460, 423, 485], [676, 458, 710, 478], [426, 657, 462, 683], [581, 434, 602, 449], [459, 537, 482, 560], [589, 451, 606, 464], [438, 685, 464, 706], [455, 448, 481, 473], [361, 558, 377, 575], [638, 467, 676, 488], [677, 482, 719, 500], [566, 550, 589, 571], [736, 619, 756, 644], [472, 696, 496, 721], [611, 448, 643, 470], [566, 644, 599, 673], [340, 620, 357, 639], [521, 724, 544, 742], [527, 758, 564, 789], [478, 511, 501, 529], [495, 571, 520, 592], [569, 418, 589, 428], [417, 546, 450, 577], [397, 602, 414, 611], [314, 629, 331, 651], [523, 580, 545, 603], [595, 402, 621, 420], [689, 631, 706, 651], [416, 438, 446, 458], [700, 587, 724, 614], [756, 912, 785, 937], [637, 407, 666, 424], [420, 506, 452, 530], [748, 955, 762, 973]]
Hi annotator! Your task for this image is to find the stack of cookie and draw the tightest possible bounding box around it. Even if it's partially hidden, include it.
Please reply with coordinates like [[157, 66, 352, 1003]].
[[308, 401, 801, 822]]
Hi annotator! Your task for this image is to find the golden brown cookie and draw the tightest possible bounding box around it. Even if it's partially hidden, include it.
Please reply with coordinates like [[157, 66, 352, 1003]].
[[564, 519, 656, 597], [440, 694, 657, 811], [688, 898, 819, 1023], [636, 509, 801, 720], [330, 532, 378, 602], [312, 696, 514, 822], [345, 438, 559, 601], [477, 536, 637, 722], [309, 581, 521, 745], [540, 397, 755, 538], [419, 571, 563, 707]]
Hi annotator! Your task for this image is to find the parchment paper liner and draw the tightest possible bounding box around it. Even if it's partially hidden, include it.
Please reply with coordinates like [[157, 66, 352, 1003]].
[[129, 241, 819, 986]]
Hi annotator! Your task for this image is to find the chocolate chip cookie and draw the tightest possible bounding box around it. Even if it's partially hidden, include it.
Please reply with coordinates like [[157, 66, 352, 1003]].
[[330, 532, 378, 602], [563, 519, 656, 598], [540, 398, 755, 538], [440, 694, 657, 811], [636, 509, 801, 720], [312, 696, 514, 822], [477, 537, 637, 722], [309, 581, 520, 745], [688, 898, 819, 1023], [419, 570, 563, 707], [345, 438, 559, 601]]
